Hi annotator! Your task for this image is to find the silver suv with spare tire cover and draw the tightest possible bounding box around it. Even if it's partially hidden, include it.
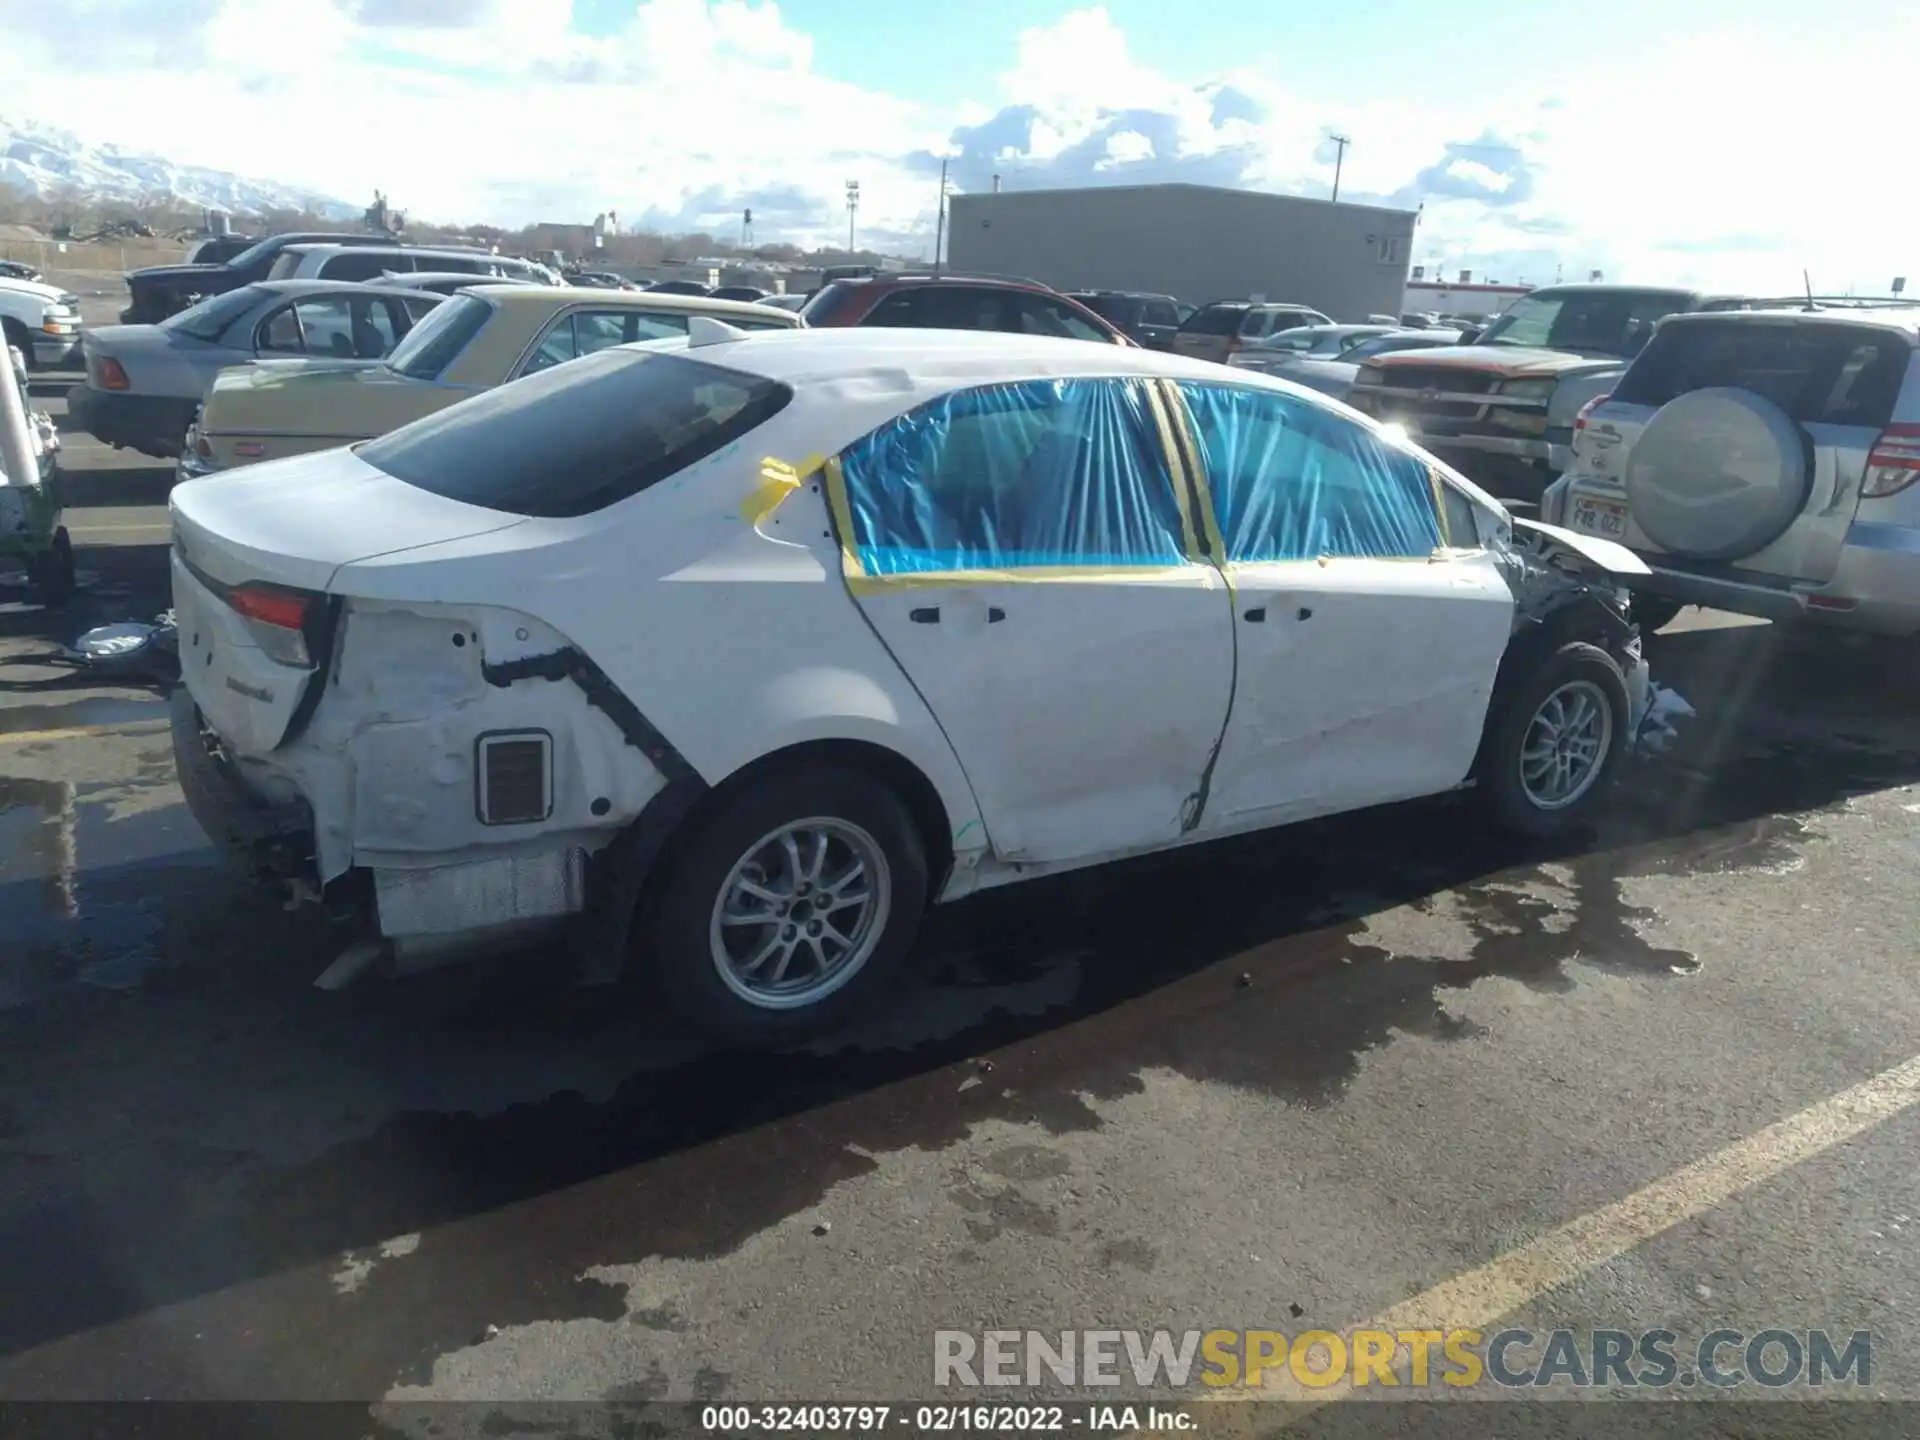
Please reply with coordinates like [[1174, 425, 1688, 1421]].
[[1540, 304, 1920, 635]]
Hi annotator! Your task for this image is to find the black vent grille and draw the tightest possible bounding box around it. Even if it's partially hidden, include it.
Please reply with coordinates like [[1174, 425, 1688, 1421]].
[[477, 733, 552, 825], [1381, 367, 1498, 395]]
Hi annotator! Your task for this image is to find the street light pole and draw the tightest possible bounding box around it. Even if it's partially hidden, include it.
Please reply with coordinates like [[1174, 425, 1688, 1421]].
[[932, 156, 949, 273], [845, 179, 860, 257], [1329, 133, 1351, 203]]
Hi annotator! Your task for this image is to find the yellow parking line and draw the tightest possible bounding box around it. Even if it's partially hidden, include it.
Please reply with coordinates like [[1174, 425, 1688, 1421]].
[[0, 721, 168, 745], [1209, 1051, 1920, 1419]]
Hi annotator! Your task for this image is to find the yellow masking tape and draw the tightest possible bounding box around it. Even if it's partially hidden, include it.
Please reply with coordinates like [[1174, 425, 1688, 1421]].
[[741, 453, 827, 525], [845, 564, 1200, 595]]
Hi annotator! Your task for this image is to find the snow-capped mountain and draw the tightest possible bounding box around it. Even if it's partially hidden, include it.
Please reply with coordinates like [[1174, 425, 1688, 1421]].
[[0, 117, 356, 220]]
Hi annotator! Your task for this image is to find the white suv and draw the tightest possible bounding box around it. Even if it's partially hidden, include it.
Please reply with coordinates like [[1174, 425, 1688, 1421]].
[[1542, 305, 1920, 635]]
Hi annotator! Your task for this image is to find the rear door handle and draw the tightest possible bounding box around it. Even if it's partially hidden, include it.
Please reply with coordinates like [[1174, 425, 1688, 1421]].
[[987, 607, 1006, 623]]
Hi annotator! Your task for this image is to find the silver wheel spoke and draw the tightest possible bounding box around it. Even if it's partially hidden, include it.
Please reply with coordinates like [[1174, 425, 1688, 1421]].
[[735, 876, 785, 906], [738, 932, 786, 974], [778, 832, 806, 888], [709, 816, 895, 1011]]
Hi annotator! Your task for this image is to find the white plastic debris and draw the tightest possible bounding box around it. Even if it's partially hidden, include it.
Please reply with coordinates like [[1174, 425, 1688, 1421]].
[[1634, 683, 1697, 754]]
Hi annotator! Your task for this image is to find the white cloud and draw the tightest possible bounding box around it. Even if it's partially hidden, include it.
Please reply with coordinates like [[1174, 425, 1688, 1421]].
[[1, 0, 1916, 287]]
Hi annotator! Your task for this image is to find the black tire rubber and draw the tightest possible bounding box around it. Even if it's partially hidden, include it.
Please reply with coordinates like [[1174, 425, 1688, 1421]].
[[1478, 641, 1631, 838], [26, 527, 75, 607], [648, 763, 930, 1045], [1629, 593, 1683, 636]]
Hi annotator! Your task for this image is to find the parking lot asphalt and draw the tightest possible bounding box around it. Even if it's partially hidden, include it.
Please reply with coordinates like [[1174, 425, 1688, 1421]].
[[3, 276, 1920, 1432]]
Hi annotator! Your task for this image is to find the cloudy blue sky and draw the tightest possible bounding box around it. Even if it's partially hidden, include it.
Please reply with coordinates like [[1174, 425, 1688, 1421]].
[[3, 0, 1916, 292]]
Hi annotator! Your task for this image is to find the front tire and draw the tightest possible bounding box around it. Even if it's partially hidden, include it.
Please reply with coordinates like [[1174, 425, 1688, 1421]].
[[648, 764, 930, 1045], [1479, 641, 1630, 837]]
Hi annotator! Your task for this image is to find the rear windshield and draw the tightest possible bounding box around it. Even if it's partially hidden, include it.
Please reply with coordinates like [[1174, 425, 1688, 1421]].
[[1180, 305, 1248, 336], [161, 285, 268, 342], [1612, 320, 1912, 428], [357, 350, 794, 518], [381, 293, 495, 380]]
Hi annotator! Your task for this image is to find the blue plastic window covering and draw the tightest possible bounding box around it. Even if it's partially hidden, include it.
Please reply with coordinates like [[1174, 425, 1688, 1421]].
[[1176, 382, 1443, 562], [837, 378, 1189, 576]]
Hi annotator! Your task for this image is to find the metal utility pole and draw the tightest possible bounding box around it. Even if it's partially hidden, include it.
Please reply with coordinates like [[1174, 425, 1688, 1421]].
[[845, 180, 860, 256], [992, 173, 1002, 192], [1329, 134, 1351, 203], [932, 157, 950, 273]]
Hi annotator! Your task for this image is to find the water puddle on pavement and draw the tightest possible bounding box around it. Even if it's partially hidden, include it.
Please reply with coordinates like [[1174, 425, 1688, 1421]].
[[0, 774, 216, 1009]]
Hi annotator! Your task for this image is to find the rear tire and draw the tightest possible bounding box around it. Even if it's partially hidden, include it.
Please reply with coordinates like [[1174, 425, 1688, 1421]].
[[25, 527, 75, 607], [1479, 641, 1630, 837], [647, 764, 930, 1045]]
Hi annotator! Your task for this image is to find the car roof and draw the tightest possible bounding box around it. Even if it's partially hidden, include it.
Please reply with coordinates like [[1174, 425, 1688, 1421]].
[[672, 324, 1312, 390], [1657, 305, 1920, 341], [281, 242, 499, 259], [1248, 302, 1324, 312], [472, 285, 803, 322], [249, 278, 445, 301]]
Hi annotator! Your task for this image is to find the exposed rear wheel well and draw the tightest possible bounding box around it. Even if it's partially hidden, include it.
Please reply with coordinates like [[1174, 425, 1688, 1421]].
[[691, 739, 956, 902]]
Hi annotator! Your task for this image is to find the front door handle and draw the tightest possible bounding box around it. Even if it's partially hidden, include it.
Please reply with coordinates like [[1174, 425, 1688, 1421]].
[[909, 606, 940, 624], [1243, 606, 1266, 623]]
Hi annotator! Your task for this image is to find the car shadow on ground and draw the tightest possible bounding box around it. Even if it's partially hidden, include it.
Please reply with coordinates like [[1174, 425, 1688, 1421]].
[[0, 618, 1916, 1373], [0, 542, 171, 650]]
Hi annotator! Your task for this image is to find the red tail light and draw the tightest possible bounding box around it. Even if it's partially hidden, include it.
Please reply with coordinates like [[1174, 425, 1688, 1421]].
[[1862, 423, 1920, 499], [97, 356, 130, 391], [227, 583, 316, 667], [228, 583, 311, 631], [1573, 393, 1612, 434]]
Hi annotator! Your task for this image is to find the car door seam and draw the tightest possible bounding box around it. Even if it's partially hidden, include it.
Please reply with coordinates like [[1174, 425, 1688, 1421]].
[[1153, 379, 1238, 835]]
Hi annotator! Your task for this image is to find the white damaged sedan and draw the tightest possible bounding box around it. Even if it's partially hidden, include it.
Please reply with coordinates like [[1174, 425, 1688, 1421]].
[[168, 322, 1656, 1042]]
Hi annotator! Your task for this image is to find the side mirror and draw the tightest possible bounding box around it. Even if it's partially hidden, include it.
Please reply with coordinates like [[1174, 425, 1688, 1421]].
[[1455, 327, 1482, 345]]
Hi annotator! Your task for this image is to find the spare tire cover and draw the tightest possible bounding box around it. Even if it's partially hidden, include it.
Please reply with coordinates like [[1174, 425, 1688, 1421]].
[[1624, 387, 1809, 560]]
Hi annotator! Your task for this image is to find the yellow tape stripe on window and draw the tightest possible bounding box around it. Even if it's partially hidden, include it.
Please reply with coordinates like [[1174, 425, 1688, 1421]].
[[1427, 464, 1453, 548], [1141, 380, 1202, 561], [1154, 380, 1227, 562], [821, 456, 868, 582]]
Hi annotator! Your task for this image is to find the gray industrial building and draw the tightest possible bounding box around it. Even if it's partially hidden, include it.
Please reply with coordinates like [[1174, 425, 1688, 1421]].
[[947, 183, 1418, 322]]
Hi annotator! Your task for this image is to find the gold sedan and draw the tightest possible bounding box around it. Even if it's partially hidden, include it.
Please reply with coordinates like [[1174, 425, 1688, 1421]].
[[184, 284, 801, 476]]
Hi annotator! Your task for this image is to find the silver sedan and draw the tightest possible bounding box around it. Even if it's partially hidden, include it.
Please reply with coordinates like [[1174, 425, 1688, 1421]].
[[66, 280, 444, 459]]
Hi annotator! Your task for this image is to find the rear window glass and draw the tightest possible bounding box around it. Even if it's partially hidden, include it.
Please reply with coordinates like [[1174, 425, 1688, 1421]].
[[161, 285, 269, 341], [381, 293, 495, 380], [1077, 295, 1142, 326], [358, 350, 793, 518], [1613, 321, 1911, 427], [1181, 305, 1248, 336]]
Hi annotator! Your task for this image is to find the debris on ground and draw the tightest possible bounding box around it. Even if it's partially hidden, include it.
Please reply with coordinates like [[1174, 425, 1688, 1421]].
[[58, 611, 178, 678], [1634, 683, 1697, 755]]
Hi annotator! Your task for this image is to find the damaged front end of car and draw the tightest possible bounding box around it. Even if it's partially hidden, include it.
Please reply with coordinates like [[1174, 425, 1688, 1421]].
[[1496, 516, 1688, 755]]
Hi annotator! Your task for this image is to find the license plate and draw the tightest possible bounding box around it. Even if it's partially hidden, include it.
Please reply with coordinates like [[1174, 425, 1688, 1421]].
[[1570, 496, 1628, 539]]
